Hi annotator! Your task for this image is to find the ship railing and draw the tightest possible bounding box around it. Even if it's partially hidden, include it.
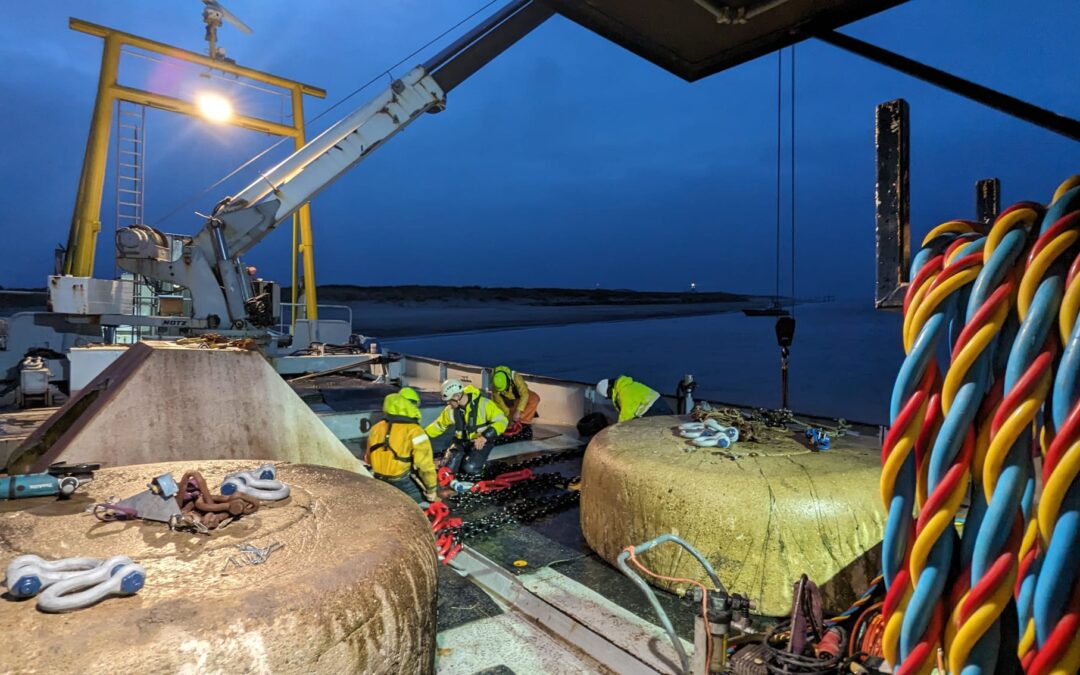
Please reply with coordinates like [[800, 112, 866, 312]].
[[276, 303, 354, 335]]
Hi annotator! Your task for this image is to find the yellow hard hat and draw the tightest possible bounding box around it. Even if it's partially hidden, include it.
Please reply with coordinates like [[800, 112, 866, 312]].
[[492, 366, 511, 391]]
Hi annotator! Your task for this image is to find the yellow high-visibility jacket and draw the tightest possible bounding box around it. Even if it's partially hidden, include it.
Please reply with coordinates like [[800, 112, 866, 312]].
[[491, 366, 531, 416], [611, 375, 660, 423], [426, 385, 508, 441], [366, 394, 437, 490]]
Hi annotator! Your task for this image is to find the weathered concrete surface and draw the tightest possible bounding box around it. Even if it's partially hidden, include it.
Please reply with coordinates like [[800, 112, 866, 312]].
[[7, 342, 365, 475], [0, 461, 437, 674], [580, 416, 885, 616]]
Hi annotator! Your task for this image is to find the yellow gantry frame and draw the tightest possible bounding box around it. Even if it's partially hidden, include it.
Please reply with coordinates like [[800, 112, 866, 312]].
[[63, 18, 326, 325]]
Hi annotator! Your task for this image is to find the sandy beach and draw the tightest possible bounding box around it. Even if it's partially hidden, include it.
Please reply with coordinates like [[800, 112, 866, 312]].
[[338, 298, 754, 337], [0, 285, 771, 338], [291, 285, 760, 337]]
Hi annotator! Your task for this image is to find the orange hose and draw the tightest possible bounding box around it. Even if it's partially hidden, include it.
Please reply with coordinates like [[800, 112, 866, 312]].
[[625, 548, 713, 674]]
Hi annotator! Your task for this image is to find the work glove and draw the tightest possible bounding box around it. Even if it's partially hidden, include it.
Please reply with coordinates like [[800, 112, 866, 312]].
[[423, 487, 438, 502], [511, 411, 521, 423], [472, 436, 487, 450]]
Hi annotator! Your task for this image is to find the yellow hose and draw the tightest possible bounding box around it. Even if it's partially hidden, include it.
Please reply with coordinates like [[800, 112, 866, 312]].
[[948, 563, 1017, 674], [1054, 629, 1080, 675], [1051, 174, 1080, 205], [1037, 438, 1080, 546], [1060, 267, 1080, 345], [923, 220, 977, 247], [903, 272, 938, 354], [986, 207, 1039, 258], [881, 417, 923, 511], [1019, 231, 1079, 320], [909, 468, 969, 585], [883, 585, 912, 667], [942, 300, 1009, 413], [905, 267, 981, 352], [982, 374, 1051, 499], [1017, 617, 1037, 662]]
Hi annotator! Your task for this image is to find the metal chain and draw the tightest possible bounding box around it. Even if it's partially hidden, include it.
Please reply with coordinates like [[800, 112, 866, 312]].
[[443, 491, 581, 543], [694, 406, 850, 443], [447, 472, 576, 510], [459, 445, 587, 481]]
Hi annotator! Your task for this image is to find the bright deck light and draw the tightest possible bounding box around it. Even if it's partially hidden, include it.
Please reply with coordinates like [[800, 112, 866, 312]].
[[195, 92, 233, 123]]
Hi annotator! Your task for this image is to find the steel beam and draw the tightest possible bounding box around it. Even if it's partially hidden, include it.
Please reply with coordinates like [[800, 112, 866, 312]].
[[449, 547, 664, 673], [62, 18, 322, 299], [69, 18, 326, 98], [976, 178, 1001, 225], [290, 87, 319, 327], [818, 31, 1080, 143], [110, 85, 300, 138], [875, 99, 910, 310], [430, 1, 555, 93], [65, 35, 120, 277]]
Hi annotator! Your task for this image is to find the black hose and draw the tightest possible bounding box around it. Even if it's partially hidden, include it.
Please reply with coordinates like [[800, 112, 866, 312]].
[[762, 620, 847, 674]]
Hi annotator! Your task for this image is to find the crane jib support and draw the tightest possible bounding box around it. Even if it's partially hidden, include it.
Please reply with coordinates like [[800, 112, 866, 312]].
[[817, 30, 1080, 143], [429, 1, 555, 93]]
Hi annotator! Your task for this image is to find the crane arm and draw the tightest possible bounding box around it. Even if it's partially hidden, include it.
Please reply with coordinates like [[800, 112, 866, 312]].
[[217, 0, 552, 258], [116, 0, 553, 329], [217, 67, 445, 258]]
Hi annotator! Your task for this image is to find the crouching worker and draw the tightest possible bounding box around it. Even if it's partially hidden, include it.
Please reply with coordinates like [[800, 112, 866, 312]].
[[596, 375, 673, 422], [491, 365, 540, 425], [365, 392, 438, 503], [426, 379, 508, 475]]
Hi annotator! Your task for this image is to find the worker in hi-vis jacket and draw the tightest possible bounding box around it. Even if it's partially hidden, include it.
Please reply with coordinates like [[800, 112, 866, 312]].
[[595, 375, 672, 422], [365, 392, 438, 503], [426, 379, 509, 474]]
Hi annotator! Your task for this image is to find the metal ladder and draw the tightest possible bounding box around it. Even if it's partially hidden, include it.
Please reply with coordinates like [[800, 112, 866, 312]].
[[114, 101, 146, 233], [114, 102, 153, 341]]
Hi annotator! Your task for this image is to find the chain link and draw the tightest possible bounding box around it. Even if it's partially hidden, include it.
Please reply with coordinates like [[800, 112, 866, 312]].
[[446, 491, 581, 542], [457, 445, 587, 482], [447, 472, 576, 510]]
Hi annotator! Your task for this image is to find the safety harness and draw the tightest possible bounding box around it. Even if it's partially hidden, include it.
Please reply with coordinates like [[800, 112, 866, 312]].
[[369, 414, 417, 478], [453, 394, 498, 441]]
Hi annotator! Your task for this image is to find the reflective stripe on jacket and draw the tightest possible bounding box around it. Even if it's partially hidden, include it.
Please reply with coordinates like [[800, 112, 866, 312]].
[[425, 385, 508, 441], [366, 417, 437, 490], [365, 394, 437, 490], [611, 375, 660, 422]]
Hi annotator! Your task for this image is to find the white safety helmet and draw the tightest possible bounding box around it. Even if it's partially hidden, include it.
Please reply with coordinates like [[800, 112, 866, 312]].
[[441, 378, 465, 401], [595, 378, 610, 399]]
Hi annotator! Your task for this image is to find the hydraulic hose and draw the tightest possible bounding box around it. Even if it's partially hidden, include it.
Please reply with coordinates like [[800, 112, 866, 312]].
[[882, 177, 1080, 674], [899, 231, 989, 674], [616, 534, 726, 674], [880, 222, 976, 669], [1025, 182, 1080, 673]]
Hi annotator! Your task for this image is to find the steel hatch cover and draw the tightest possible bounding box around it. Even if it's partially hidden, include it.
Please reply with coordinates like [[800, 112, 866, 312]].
[[547, 0, 908, 82]]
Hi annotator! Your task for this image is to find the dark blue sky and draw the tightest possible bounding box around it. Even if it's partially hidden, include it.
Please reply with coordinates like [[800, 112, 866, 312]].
[[1, 0, 1076, 299]]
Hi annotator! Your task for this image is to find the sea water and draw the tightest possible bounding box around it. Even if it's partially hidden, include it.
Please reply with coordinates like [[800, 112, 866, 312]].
[[386, 302, 904, 425]]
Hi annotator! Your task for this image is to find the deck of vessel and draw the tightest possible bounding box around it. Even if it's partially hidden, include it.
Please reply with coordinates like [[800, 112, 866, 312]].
[[296, 374, 884, 672]]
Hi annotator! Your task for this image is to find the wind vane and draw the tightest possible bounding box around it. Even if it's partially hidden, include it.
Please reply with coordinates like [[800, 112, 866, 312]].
[[201, 0, 253, 62]]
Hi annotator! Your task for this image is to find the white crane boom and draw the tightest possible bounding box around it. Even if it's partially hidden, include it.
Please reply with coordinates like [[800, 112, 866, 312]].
[[115, 0, 553, 330]]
